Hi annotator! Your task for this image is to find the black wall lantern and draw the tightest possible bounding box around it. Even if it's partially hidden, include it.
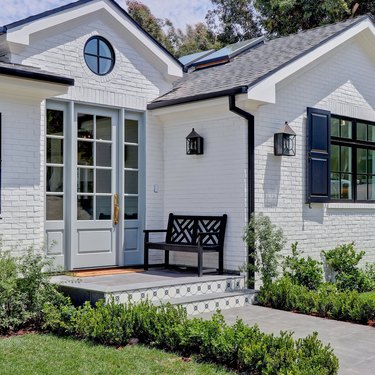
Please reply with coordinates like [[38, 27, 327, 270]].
[[274, 122, 296, 156], [186, 128, 204, 155]]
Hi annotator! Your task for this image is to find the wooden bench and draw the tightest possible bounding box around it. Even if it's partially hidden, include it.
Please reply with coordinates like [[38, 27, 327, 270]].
[[144, 213, 227, 277]]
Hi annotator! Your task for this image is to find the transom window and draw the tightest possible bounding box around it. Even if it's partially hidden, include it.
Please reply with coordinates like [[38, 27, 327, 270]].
[[84, 36, 115, 76], [331, 116, 375, 202]]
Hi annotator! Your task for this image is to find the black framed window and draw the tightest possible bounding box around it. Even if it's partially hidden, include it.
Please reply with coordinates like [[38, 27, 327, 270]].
[[84, 36, 115, 76], [330, 115, 375, 202]]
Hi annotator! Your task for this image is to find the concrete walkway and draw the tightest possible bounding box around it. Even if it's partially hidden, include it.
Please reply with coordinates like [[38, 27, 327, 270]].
[[201, 305, 375, 375]]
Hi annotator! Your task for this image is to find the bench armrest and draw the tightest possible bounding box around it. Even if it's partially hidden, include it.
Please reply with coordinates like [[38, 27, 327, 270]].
[[144, 229, 168, 233]]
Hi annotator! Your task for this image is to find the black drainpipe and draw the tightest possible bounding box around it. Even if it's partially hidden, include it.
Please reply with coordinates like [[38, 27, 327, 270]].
[[229, 95, 255, 289]]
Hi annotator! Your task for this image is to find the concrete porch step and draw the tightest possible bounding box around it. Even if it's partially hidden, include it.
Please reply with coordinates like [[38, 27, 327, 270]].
[[154, 290, 257, 315]]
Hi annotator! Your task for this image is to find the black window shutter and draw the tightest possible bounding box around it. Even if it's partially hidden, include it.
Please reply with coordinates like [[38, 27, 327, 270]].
[[0, 113, 2, 214], [307, 107, 331, 203]]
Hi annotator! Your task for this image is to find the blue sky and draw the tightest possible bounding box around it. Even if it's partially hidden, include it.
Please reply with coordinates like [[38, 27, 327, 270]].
[[0, 0, 211, 30]]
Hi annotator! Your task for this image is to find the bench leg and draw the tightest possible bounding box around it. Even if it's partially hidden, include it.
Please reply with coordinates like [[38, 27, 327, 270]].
[[197, 248, 203, 277], [144, 234, 149, 271], [219, 249, 224, 275], [165, 250, 169, 269]]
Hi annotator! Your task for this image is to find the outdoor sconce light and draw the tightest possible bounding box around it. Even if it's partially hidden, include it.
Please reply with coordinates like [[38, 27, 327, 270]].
[[274, 122, 296, 156], [186, 128, 204, 155]]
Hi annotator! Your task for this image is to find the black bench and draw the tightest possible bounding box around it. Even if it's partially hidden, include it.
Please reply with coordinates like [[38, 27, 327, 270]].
[[144, 213, 227, 277]]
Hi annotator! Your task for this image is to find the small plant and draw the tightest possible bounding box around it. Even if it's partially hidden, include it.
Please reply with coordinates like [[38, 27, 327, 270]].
[[283, 242, 323, 290], [322, 243, 374, 292], [243, 214, 285, 287], [0, 248, 68, 334]]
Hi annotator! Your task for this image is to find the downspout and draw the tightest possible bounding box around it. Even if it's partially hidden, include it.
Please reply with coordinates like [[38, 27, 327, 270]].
[[229, 95, 255, 289]]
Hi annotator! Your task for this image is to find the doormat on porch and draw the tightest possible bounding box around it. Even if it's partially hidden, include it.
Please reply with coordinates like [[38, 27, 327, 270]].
[[71, 268, 144, 277]]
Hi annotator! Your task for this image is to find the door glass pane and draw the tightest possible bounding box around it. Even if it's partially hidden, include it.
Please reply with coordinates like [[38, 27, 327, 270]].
[[368, 125, 375, 142], [125, 119, 138, 143], [47, 138, 64, 164], [77, 196, 93, 220], [47, 166, 63, 192], [357, 148, 367, 174], [96, 196, 112, 220], [47, 110, 64, 136], [331, 118, 339, 137], [96, 169, 112, 194], [330, 173, 340, 199], [125, 196, 138, 220], [357, 122, 367, 141], [331, 145, 339, 172], [369, 176, 375, 200], [341, 173, 352, 199], [78, 114, 94, 139], [96, 143, 112, 167], [125, 171, 138, 194], [96, 116, 111, 140], [46, 195, 63, 221], [356, 175, 367, 201], [78, 141, 93, 165], [77, 168, 94, 193], [340, 120, 352, 139], [340, 146, 352, 172], [125, 145, 138, 169], [368, 150, 375, 174]]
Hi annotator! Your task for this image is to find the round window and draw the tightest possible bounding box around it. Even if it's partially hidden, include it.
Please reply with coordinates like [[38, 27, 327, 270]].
[[84, 36, 115, 76]]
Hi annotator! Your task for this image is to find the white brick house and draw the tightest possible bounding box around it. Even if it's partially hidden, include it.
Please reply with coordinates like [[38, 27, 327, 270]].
[[1, 0, 375, 274]]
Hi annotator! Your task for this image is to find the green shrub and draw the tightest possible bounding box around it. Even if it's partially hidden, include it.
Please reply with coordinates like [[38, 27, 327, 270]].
[[258, 276, 375, 325], [43, 298, 339, 374], [283, 242, 324, 290], [322, 243, 374, 292], [243, 214, 285, 287], [0, 249, 68, 334]]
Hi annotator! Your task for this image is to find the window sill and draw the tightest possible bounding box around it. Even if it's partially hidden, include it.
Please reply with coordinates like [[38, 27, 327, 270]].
[[325, 203, 375, 210]]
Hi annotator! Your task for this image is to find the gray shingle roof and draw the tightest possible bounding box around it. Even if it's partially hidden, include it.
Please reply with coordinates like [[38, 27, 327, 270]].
[[150, 15, 372, 108]]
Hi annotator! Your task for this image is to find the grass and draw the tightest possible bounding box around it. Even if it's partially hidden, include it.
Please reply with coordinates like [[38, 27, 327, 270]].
[[0, 334, 232, 375]]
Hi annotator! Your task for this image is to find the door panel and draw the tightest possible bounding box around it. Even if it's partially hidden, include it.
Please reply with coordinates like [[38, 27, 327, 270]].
[[72, 106, 118, 269]]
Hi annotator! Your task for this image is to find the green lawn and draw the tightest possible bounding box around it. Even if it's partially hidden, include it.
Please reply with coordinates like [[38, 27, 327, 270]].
[[0, 334, 232, 375]]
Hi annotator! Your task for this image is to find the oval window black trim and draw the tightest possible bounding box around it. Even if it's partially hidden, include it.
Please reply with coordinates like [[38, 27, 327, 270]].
[[84, 36, 115, 76]]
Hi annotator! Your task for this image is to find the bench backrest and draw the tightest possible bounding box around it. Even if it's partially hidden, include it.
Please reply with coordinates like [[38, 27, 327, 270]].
[[165, 213, 227, 247]]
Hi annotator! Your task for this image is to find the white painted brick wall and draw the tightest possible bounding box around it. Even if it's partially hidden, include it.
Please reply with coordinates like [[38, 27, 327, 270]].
[[10, 16, 172, 109], [255, 40, 375, 266], [0, 93, 45, 253], [149, 102, 248, 271]]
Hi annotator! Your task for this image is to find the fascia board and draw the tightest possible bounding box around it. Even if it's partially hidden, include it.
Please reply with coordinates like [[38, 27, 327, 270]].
[[247, 19, 375, 104], [5, 0, 182, 78]]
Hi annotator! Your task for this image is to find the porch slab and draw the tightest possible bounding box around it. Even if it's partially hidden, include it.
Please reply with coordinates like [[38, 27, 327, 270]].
[[51, 270, 245, 294]]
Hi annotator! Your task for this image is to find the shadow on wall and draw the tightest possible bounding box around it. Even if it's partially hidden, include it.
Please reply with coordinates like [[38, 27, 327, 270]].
[[263, 153, 281, 208]]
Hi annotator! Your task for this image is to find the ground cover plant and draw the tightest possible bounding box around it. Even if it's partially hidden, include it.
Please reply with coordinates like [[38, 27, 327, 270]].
[[246, 215, 375, 326]]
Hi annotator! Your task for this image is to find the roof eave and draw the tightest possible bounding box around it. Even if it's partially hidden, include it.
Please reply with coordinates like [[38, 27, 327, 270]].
[[147, 86, 248, 110], [0, 66, 74, 86]]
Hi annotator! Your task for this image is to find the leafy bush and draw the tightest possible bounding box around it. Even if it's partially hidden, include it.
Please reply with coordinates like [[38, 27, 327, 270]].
[[43, 299, 339, 374], [243, 214, 285, 287], [258, 276, 375, 325], [322, 243, 374, 292], [0, 249, 68, 334], [283, 242, 324, 290]]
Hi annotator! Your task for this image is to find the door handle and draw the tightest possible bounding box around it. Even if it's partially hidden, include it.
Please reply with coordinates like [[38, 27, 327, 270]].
[[113, 193, 119, 225]]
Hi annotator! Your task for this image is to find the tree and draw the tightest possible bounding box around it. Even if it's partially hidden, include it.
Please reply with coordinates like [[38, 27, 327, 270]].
[[126, 0, 174, 53], [254, 0, 366, 37], [206, 0, 261, 45]]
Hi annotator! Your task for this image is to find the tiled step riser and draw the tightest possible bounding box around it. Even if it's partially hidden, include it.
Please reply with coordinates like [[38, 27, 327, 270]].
[[107, 277, 246, 304], [182, 293, 256, 316]]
